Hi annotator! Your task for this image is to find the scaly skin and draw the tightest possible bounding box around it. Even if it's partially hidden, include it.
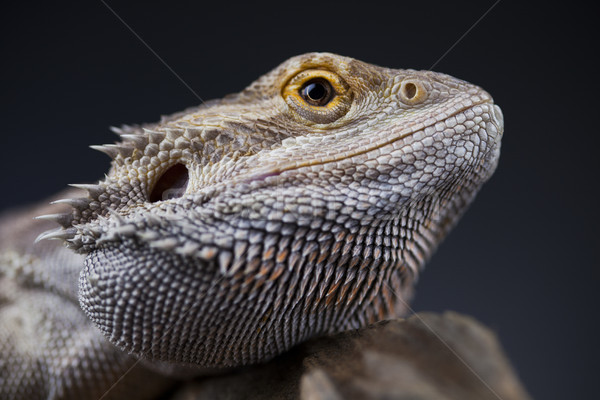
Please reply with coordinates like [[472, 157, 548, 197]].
[[0, 53, 503, 398]]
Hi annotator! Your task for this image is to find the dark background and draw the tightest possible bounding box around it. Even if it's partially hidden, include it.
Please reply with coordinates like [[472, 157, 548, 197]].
[[1, 1, 596, 398]]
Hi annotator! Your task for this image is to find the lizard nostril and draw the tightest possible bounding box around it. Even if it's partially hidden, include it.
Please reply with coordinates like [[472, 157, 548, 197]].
[[149, 163, 189, 202], [403, 82, 417, 99], [399, 80, 427, 105]]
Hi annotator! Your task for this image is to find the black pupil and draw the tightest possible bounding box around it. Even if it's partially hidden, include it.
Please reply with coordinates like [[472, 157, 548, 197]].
[[301, 79, 332, 105], [306, 82, 326, 101]]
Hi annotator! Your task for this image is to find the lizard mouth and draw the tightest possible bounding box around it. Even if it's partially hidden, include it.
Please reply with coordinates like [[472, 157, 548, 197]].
[[242, 100, 502, 184]]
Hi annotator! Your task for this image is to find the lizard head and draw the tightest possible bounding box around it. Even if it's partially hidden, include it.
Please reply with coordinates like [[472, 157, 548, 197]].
[[38, 53, 503, 368]]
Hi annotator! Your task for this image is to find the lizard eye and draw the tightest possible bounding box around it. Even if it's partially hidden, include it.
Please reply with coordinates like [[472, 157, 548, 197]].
[[283, 69, 352, 124], [300, 78, 334, 106]]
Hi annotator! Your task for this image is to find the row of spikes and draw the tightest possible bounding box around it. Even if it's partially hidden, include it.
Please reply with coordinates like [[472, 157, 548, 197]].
[[33, 126, 190, 244], [34, 125, 151, 240], [34, 182, 105, 244], [33, 126, 133, 243], [90, 126, 188, 160]]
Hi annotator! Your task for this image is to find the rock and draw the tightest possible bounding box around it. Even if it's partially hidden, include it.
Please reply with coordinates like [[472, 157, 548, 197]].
[[169, 312, 532, 400]]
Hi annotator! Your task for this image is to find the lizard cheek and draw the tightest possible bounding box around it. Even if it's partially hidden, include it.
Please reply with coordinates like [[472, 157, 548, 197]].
[[149, 163, 189, 202]]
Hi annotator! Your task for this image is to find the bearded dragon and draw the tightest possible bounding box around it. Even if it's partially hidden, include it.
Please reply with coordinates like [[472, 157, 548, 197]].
[[0, 53, 503, 399]]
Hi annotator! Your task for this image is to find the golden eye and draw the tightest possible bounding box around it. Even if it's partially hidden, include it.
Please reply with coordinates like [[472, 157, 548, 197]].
[[299, 78, 334, 106], [282, 69, 352, 124]]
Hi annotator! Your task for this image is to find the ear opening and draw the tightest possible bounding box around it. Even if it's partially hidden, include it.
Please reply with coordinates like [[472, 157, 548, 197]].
[[149, 163, 189, 202]]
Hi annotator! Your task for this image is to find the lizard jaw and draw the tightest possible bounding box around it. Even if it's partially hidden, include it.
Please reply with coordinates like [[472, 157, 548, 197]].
[[239, 98, 503, 186]]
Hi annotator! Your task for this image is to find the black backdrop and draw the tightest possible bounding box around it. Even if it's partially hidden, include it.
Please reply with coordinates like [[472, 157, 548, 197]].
[[1, 2, 596, 398]]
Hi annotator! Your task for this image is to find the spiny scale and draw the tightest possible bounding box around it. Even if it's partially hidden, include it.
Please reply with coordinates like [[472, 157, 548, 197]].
[[34, 213, 73, 227], [119, 134, 149, 148], [68, 183, 104, 198], [165, 128, 184, 140], [109, 124, 141, 136], [34, 227, 76, 243], [144, 129, 166, 144], [89, 143, 135, 159], [35, 183, 103, 245], [50, 198, 90, 210]]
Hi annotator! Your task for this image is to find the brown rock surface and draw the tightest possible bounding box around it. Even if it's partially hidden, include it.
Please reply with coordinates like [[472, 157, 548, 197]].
[[169, 312, 531, 400]]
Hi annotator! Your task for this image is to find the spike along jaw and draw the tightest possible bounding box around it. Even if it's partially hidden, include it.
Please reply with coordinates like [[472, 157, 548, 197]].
[[41, 53, 503, 369]]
